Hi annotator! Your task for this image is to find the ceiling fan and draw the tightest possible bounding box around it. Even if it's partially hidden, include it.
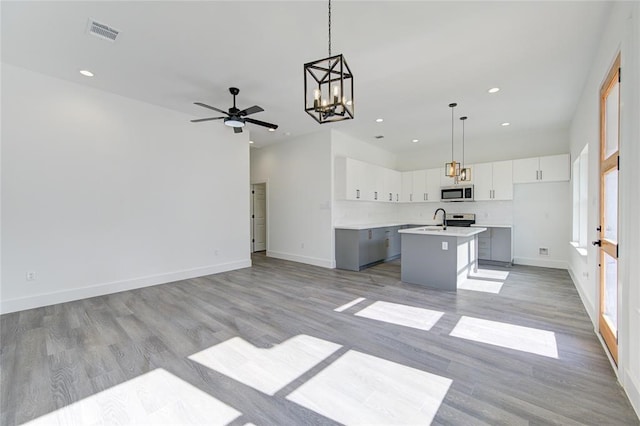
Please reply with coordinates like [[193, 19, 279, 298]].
[[191, 87, 278, 134]]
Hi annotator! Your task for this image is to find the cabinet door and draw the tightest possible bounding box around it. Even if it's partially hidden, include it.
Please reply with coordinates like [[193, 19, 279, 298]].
[[490, 228, 512, 262], [386, 169, 401, 202], [425, 168, 441, 202], [411, 170, 427, 202], [401, 171, 413, 202], [472, 162, 493, 201], [492, 160, 513, 200], [370, 228, 387, 263], [539, 154, 570, 182], [512, 157, 540, 183]]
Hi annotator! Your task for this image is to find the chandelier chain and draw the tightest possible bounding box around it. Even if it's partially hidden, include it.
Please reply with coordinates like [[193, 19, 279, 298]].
[[328, 0, 332, 56]]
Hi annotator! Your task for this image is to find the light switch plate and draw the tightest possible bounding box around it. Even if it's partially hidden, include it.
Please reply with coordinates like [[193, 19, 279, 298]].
[[442, 241, 448, 250]]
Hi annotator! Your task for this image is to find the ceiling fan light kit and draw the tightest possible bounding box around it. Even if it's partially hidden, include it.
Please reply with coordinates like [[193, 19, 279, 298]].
[[304, 0, 354, 124], [445, 102, 461, 178]]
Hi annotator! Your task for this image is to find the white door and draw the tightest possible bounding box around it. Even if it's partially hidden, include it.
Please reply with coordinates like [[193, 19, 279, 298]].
[[251, 183, 266, 252]]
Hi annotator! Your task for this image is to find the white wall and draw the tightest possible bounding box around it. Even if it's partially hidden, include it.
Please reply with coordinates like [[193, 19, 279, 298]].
[[332, 130, 400, 226], [250, 130, 334, 268], [1, 64, 250, 313], [568, 2, 640, 416], [396, 126, 569, 171]]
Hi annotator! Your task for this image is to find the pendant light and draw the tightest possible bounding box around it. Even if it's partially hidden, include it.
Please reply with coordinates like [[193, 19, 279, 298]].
[[445, 103, 460, 178], [303, 0, 354, 124], [459, 116, 471, 181]]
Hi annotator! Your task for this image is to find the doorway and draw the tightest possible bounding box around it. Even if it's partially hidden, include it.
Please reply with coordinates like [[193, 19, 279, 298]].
[[251, 183, 266, 252], [596, 53, 620, 364]]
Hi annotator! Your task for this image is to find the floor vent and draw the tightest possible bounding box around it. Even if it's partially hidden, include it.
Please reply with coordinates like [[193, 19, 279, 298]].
[[86, 19, 119, 42]]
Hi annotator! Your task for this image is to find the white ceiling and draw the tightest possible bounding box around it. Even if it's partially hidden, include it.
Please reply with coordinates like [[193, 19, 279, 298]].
[[1, 1, 611, 152]]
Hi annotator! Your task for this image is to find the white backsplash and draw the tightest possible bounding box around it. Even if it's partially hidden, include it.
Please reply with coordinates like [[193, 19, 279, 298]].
[[397, 201, 514, 226], [333, 200, 513, 226], [333, 200, 400, 226]]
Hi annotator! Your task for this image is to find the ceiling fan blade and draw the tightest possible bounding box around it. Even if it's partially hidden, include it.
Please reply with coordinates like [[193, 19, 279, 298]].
[[190, 117, 225, 123], [233, 126, 243, 134], [245, 117, 278, 130], [194, 102, 229, 115], [238, 105, 264, 116]]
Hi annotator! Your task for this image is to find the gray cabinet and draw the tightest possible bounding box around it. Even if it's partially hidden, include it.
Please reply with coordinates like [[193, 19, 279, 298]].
[[336, 226, 402, 271], [477, 227, 512, 266]]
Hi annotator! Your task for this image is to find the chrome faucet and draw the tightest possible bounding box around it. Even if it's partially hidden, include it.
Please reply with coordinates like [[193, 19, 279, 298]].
[[434, 208, 447, 230]]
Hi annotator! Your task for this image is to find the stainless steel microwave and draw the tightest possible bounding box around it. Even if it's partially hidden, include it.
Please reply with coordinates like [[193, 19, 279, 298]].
[[441, 185, 474, 202]]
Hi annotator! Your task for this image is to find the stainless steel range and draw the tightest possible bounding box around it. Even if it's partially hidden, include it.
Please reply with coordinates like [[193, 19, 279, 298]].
[[445, 213, 476, 227]]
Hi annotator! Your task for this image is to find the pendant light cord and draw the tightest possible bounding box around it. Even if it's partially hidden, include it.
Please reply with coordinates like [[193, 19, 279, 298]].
[[461, 118, 465, 168], [451, 104, 455, 162], [328, 0, 332, 56]]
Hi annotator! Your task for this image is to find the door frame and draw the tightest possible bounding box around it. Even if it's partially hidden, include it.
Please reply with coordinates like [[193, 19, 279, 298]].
[[597, 52, 621, 365]]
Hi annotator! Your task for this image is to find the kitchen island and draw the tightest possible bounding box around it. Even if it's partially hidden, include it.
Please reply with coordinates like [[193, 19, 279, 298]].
[[398, 226, 486, 291]]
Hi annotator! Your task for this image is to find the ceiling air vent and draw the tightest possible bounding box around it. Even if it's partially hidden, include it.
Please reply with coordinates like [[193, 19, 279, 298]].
[[86, 19, 119, 42], [374, 135, 384, 139]]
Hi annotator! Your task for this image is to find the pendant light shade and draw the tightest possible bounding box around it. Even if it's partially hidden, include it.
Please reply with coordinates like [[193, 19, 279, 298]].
[[445, 103, 460, 178], [459, 116, 471, 181], [304, 0, 354, 124]]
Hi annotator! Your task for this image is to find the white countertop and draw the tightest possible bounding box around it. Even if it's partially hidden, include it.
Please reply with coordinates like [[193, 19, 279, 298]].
[[471, 224, 512, 228], [334, 222, 435, 230], [399, 226, 487, 237]]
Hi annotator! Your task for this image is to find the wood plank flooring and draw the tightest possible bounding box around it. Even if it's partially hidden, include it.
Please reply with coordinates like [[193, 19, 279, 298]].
[[1, 254, 638, 425]]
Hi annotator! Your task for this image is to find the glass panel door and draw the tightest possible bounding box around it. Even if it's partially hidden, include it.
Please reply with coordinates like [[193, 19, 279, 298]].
[[597, 53, 620, 364]]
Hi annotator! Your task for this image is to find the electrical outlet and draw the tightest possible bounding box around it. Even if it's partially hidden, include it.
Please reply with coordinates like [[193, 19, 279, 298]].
[[301, 243, 305, 249], [539, 247, 549, 256], [214, 249, 219, 256], [26, 271, 36, 281], [442, 241, 448, 250]]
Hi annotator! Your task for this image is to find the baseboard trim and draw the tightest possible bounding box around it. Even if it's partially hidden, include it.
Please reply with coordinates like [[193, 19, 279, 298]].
[[0, 259, 251, 314], [567, 265, 596, 324], [622, 369, 640, 420], [267, 251, 334, 269], [513, 257, 568, 269]]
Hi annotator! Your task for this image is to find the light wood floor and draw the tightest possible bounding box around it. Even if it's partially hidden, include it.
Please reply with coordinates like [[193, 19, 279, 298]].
[[1, 254, 638, 425]]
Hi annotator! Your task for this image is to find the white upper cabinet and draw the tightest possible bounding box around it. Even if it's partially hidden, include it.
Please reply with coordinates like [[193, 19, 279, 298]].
[[411, 170, 427, 202], [425, 168, 441, 202], [513, 154, 570, 183], [472, 160, 513, 201], [472, 162, 493, 201], [492, 160, 514, 200], [384, 168, 401, 202], [401, 172, 413, 202], [335, 157, 365, 200]]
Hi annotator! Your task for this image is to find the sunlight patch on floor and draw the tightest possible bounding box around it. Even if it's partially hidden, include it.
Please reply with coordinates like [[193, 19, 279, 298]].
[[189, 335, 341, 395], [354, 301, 444, 331], [287, 350, 452, 425], [458, 278, 504, 294], [334, 297, 366, 312], [24, 368, 241, 425], [450, 316, 558, 358], [468, 268, 510, 280]]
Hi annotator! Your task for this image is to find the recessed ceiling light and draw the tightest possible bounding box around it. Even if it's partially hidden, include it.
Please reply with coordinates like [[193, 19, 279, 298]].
[[249, 140, 254, 144], [376, 118, 384, 123], [488, 87, 500, 93], [284, 132, 291, 136], [412, 139, 419, 143], [79, 70, 94, 77], [268, 128, 275, 132], [501, 122, 510, 126]]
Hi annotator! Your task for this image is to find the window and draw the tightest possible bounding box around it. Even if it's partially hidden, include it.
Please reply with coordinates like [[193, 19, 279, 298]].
[[572, 145, 589, 250]]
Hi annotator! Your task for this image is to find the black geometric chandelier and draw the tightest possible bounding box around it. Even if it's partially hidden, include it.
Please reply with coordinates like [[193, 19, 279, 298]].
[[304, 0, 354, 124]]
